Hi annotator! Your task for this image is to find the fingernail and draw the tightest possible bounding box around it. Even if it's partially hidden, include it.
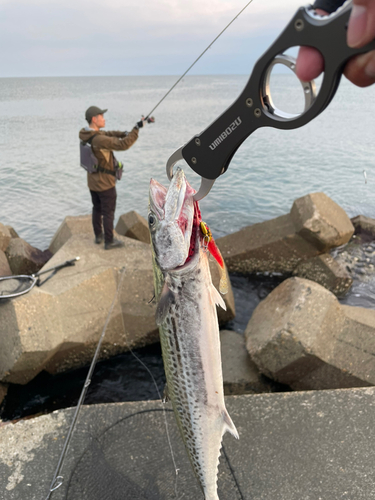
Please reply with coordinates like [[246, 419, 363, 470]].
[[347, 5, 367, 47]]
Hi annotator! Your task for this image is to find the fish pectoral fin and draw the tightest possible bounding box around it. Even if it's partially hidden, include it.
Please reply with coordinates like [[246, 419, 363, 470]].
[[209, 284, 226, 311], [156, 283, 176, 326], [222, 409, 239, 439]]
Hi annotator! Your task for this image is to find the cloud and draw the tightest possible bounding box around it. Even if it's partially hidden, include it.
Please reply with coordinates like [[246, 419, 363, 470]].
[[0, 0, 304, 76]]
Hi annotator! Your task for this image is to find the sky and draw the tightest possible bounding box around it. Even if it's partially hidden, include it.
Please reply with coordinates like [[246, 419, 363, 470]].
[[0, 0, 306, 77]]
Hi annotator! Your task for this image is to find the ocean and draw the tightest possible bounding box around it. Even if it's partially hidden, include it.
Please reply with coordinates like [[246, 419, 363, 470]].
[[0, 74, 374, 250]]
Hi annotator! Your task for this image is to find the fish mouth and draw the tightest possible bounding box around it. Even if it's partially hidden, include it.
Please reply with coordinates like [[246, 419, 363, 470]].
[[149, 168, 198, 272], [175, 201, 200, 271]]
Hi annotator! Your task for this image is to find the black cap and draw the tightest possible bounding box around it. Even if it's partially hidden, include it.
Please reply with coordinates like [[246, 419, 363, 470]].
[[85, 106, 108, 122]]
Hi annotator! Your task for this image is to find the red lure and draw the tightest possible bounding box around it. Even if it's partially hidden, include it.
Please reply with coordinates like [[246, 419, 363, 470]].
[[193, 201, 224, 269]]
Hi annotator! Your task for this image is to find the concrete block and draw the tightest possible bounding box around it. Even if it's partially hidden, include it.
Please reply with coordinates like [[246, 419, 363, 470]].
[[245, 277, 375, 390], [216, 192, 353, 275], [217, 214, 319, 274], [351, 214, 375, 239], [290, 192, 354, 251], [5, 226, 19, 239], [115, 211, 150, 244], [293, 253, 353, 296], [0, 224, 11, 252], [0, 250, 11, 278], [220, 330, 271, 395], [0, 232, 235, 385], [5, 238, 52, 276], [49, 215, 92, 254], [3, 390, 375, 499]]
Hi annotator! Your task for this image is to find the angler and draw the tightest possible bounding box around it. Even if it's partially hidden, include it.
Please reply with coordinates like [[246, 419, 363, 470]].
[[148, 167, 238, 500]]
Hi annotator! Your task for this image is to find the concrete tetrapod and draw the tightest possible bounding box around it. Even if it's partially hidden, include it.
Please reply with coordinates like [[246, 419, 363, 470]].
[[245, 277, 375, 390], [217, 192, 354, 275], [0, 230, 235, 385]]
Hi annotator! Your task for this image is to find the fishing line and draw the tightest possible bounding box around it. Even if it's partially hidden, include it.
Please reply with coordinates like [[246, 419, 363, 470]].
[[45, 268, 126, 500], [145, 0, 255, 119]]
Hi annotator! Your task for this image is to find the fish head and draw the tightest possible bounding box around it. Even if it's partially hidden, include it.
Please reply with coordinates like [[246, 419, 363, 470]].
[[148, 167, 195, 272]]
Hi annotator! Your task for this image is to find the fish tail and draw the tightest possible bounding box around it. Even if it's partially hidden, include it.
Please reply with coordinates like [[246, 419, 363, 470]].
[[222, 409, 239, 439]]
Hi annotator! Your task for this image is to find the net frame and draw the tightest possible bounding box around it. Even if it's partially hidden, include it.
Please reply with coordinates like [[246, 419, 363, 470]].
[[0, 257, 80, 300], [0, 275, 37, 299]]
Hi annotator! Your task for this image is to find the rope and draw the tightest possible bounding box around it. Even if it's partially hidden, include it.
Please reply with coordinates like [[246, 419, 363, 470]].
[[145, 0, 255, 119]]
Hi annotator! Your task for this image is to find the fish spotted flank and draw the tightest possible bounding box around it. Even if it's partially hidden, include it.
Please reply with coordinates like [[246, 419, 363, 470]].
[[148, 167, 238, 500]]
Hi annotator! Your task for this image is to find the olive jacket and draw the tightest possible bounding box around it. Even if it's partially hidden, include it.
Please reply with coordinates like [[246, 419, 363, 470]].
[[79, 127, 139, 192]]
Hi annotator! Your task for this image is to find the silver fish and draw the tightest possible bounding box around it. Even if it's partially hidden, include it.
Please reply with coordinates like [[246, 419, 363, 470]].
[[148, 167, 238, 500]]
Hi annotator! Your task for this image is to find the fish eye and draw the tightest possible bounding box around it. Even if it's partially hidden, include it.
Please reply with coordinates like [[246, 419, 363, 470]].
[[148, 213, 156, 227]]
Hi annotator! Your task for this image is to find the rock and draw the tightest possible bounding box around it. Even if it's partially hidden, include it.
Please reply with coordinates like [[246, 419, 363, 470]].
[[115, 211, 150, 244], [0, 224, 11, 252], [0, 233, 235, 385], [5, 225, 19, 239], [220, 330, 272, 395], [293, 253, 353, 296], [5, 238, 52, 276], [217, 192, 354, 275], [0, 250, 11, 278], [351, 215, 375, 239], [245, 277, 375, 390], [0, 383, 7, 406], [49, 215, 93, 254], [290, 192, 354, 251]]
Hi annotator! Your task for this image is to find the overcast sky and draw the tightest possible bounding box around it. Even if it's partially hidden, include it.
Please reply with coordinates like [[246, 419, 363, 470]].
[[0, 0, 306, 77]]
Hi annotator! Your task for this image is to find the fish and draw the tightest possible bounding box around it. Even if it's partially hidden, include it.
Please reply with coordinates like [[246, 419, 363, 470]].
[[148, 167, 239, 500]]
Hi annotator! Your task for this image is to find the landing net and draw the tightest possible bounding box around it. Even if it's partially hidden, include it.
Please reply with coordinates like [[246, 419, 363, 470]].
[[0, 276, 37, 299]]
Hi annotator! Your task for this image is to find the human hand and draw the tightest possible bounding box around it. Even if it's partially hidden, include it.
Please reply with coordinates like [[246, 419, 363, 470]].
[[136, 116, 147, 128], [296, 0, 375, 87]]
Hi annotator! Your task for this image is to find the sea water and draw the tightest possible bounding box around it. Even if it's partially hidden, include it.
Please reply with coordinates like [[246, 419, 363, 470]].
[[0, 74, 374, 249]]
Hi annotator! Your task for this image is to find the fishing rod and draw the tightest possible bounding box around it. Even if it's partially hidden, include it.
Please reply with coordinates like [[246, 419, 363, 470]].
[[145, 0, 255, 119]]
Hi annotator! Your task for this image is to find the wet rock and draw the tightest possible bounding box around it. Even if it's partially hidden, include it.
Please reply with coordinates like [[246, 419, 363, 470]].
[[0, 250, 11, 277], [290, 192, 354, 251], [115, 211, 150, 244], [217, 193, 353, 275], [245, 277, 375, 390], [351, 215, 375, 239], [0, 234, 235, 385], [293, 254, 353, 297], [49, 214, 93, 254], [220, 330, 272, 395], [0, 224, 11, 252], [5, 238, 52, 275]]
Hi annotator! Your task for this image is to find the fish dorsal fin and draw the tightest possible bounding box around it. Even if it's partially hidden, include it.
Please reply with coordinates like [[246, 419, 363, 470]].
[[209, 284, 226, 311], [156, 282, 176, 326], [222, 409, 239, 439]]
